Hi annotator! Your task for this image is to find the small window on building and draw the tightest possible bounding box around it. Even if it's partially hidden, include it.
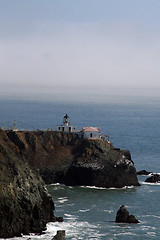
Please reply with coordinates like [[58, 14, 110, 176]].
[[62, 127, 64, 132], [58, 127, 61, 130], [69, 127, 71, 132], [90, 133, 93, 137]]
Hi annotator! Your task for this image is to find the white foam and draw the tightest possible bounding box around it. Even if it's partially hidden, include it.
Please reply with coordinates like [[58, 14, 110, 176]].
[[48, 183, 61, 186], [146, 232, 156, 236], [108, 185, 135, 190], [140, 225, 156, 230], [79, 209, 90, 212], [48, 183, 136, 190], [46, 220, 100, 239], [80, 185, 135, 190], [64, 214, 73, 217], [58, 197, 68, 203], [64, 213, 77, 220], [142, 214, 160, 219], [104, 209, 114, 213], [80, 185, 107, 190], [140, 181, 160, 185], [114, 232, 137, 236]]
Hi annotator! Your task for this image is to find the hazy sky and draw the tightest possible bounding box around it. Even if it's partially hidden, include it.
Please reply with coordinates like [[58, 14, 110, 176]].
[[1, 0, 160, 95]]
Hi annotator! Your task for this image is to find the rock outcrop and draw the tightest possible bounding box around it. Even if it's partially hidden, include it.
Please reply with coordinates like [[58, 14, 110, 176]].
[[6, 130, 140, 188], [64, 139, 139, 188], [137, 170, 152, 175], [115, 205, 139, 223], [0, 130, 55, 238], [52, 230, 65, 240], [145, 174, 160, 183]]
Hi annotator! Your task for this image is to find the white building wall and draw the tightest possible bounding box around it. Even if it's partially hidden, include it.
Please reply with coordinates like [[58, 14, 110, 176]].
[[56, 125, 77, 132], [83, 131, 100, 139]]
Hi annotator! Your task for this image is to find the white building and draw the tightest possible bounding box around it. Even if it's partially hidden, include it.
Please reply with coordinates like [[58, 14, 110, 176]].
[[81, 127, 101, 139], [56, 114, 77, 132], [56, 115, 109, 140], [12, 120, 18, 131]]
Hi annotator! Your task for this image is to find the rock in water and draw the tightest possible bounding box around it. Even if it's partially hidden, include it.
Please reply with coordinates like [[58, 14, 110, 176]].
[[137, 170, 152, 175], [115, 205, 139, 223], [145, 174, 160, 183], [127, 215, 140, 224], [115, 205, 129, 223], [52, 230, 65, 240], [64, 140, 140, 188], [0, 130, 55, 238]]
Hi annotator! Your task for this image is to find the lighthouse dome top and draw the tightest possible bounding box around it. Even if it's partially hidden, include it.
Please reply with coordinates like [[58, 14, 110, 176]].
[[63, 114, 71, 126], [64, 114, 69, 120]]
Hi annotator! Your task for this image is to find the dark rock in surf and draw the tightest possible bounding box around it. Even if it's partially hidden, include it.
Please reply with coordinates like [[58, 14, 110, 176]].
[[64, 140, 140, 188], [115, 205, 129, 223], [55, 217, 64, 222], [127, 215, 140, 223], [137, 170, 152, 175], [52, 230, 65, 240], [115, 205, 139, 223], [145, 174, 160, 183]]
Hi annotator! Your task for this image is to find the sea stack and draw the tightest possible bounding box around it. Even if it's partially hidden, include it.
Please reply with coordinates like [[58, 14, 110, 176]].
[[145, 174, 160, 183], [52, 230, 66, 240], [115, 205, 139, 223]]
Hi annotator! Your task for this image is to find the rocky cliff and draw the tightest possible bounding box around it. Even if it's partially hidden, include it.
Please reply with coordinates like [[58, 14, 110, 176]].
[[0, 130, 55, 238], [6, 130, 140, 188]]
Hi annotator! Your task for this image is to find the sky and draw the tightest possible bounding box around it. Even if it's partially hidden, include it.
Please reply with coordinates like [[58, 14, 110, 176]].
[[0, 0, 160, 98]]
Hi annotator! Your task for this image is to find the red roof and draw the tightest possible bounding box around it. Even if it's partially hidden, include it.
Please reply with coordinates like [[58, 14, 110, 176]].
[[82, 127, 99, 132]]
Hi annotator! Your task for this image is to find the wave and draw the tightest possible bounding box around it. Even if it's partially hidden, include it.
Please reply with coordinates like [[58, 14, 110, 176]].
[[79, 209, 90, 212], [46, 220, 101, 239], [58, 197, 68, 203], [141, 215, 160, 219], [146, 232, 156, 237], [48, 183, 64, 186], [64, 213, 77, 220], [80, 185, 107, 190], [140, 181, 160, 185], [48, 183, 135, 190], [114, 232, 137, 236], [80, 185, 135, 190]]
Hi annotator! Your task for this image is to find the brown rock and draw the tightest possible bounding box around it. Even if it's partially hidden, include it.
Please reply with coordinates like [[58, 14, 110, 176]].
[[145, 174, 160, 183], [0, 130, 55, 238], [5, 130, 140, 188], [137, 170, 152, 175], [115, 205, 139, 223], [52, 230, 65, 240]]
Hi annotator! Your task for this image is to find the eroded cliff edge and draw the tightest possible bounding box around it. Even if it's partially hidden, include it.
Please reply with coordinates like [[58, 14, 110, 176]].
[[6, 130, 140, 188], [0, 130, 55, 238]]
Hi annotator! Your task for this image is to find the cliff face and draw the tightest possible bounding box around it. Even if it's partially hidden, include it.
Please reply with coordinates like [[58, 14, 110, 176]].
[[65, 139, 139, 188], [0, 130, 55, 238], [6, 130, 140, 188]]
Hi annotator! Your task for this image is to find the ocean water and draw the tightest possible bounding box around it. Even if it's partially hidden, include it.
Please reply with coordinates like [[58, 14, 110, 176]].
[[0, 94, 160, 239]]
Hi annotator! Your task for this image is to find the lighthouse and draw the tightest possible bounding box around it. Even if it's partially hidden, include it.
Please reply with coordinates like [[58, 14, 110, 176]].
[[56, 114, 77, 132], [63, 114, 71, 126]]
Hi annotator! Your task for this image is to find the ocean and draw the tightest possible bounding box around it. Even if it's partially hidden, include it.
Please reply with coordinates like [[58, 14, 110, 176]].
[[0, 93, 160, 239]]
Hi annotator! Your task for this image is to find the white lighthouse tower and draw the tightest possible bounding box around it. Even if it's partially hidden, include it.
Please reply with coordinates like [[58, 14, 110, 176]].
[[12, 120, 18, 131], [56, 114, 77, 132], [63, 114, 71, 126]]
